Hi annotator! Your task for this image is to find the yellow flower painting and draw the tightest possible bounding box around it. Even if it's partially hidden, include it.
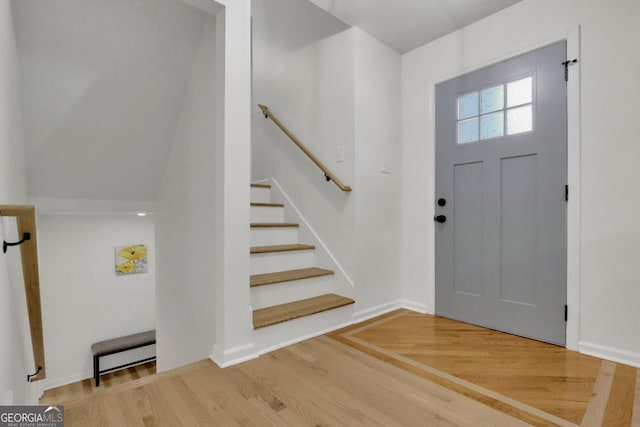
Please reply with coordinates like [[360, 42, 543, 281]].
[[115, 244, 148, 275]]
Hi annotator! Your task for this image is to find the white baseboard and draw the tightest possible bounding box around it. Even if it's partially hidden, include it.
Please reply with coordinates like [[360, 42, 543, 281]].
[[353, 301, 404, 323], [210, 343, 257, 368], [42, 372, 93, 392], [399, 299, 429, 314], [210, 326, 362, 367], [31, 381, 44, 403], [255, 320, 353, 357], [353, 300, 430, 324], [579, 341, 640, 368]]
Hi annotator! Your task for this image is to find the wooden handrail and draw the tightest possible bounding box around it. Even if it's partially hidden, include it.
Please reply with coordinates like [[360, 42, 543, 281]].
[[0, 205, 46, 382], [258, 104, 352, 192]]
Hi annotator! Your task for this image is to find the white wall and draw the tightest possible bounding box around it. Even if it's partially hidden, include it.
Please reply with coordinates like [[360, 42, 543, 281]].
[[155, 15, 218, 372], [252, 0, 356, 276], [0, 2, 25, 203], [37, 214, 155, 389], [211, 0, 253, 367], [155, 0, 253, 371], [401, 0, 640, 365], [0, 0, 33, 405], [0, 220, 31, 406], [352, 28, 403, 316]]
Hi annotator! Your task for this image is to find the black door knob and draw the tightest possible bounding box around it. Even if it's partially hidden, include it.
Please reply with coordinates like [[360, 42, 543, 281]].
[[437, 198, 447, 207], [434, 215, 447, 223]]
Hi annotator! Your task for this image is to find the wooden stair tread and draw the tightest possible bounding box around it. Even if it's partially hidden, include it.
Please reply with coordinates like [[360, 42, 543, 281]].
[[250, 244, 315, 254], [251, 267, 333, 287], [253, 294, 354, 329], [251, 223, 299, 228], [251, 183, 271, 188], [251, 202, 284, 207]]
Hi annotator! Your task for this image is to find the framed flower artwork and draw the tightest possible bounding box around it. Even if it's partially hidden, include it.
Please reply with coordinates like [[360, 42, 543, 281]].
[[115, 244, 148, 275]]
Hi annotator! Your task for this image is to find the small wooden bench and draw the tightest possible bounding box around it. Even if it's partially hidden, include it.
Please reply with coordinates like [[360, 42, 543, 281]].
[[91, 330, 156, 387]]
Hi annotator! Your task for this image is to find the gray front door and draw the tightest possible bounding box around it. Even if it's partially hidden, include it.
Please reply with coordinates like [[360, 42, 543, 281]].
[[435, 41, 567, 345]]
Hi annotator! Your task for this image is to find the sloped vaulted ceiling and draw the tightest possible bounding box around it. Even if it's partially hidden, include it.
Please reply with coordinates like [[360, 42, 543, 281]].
[[12, 0, 208, 201]]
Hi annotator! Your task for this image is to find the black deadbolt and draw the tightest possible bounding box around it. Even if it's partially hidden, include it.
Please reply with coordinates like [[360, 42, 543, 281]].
[[434, 215, 447, 223], [437, 198, 446, 207]]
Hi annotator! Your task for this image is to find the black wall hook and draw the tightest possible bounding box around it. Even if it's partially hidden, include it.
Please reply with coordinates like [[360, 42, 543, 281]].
[[27, 366, 42, 382], [3, 232, 31, 254]]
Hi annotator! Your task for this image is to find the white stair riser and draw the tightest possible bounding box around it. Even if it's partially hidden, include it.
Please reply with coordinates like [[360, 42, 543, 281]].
[[252, 306, 353, 354], [250, 206, 284, 223], [251, 276, 333, 310], [251, 187, 271, 203], [250, 228, 298, 246], [250, 250, 316, 275]]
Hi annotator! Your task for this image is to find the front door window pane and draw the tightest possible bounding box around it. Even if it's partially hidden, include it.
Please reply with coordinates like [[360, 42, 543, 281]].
[[458, 93, 478, 120], [481, 85, 504, 114], [507, 105, 533, 135], [507, 77, 532, 107], [456, 75, 534, 144], [481, 112, 504, 140], [458, 117, 479, 144]]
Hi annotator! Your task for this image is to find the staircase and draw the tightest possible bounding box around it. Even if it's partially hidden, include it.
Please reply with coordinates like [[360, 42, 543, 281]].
[[250, 182, 354, 331]]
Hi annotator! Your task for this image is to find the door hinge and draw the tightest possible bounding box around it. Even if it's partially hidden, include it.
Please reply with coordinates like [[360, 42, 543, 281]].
[[565, 305, 568, 322], [565, 184, 569, 201], [562, 58, 578, 82]]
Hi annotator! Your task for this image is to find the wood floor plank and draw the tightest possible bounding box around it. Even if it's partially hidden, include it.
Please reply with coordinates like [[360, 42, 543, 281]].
[[251, 202, 284, 207], [292, 337, 530, 427], [633, 370, 640, 427], [142, 383, 183, 426], [114, 392, 146, 427], [581, 361, 616, 427], [252, 293, 354, 329], [72, 396, 112, 426], [56, 360, 207, 410], [602, 363, 636, 426], [250, 267, 333, 287], [248, 356, 396, 426], [271, 341, 455, 427], [40, 361, 156, 405], [235, 359, 349, 427], [217, 364, 309, 427], [179, 366, 251, 426], [159, 376, 219, 426], [250, 244, 315, 254], [99, 394, 134, 427]]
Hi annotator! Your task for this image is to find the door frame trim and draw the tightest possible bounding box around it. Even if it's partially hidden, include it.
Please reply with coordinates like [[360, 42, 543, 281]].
[[429, 26, 582, 350]]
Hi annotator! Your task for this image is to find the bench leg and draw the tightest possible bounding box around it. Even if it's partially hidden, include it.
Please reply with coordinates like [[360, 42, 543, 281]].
[[93, 355, 100, 387]]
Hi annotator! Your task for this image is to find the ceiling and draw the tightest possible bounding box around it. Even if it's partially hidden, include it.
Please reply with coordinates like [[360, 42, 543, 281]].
[[307, 0, 524, 53], [10, 0, 522, 203], [12, 0, 208, 202]]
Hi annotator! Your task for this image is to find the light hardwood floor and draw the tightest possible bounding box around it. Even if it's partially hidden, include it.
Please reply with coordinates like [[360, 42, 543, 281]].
[[329, 310, 638, 426], [41, 361, 156, 404], [41, 310, 639, 426]]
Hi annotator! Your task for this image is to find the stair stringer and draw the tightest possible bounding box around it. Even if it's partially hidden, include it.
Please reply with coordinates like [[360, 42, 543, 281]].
[[250, 177, 355, 355], [256, 177, 355, 297]]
